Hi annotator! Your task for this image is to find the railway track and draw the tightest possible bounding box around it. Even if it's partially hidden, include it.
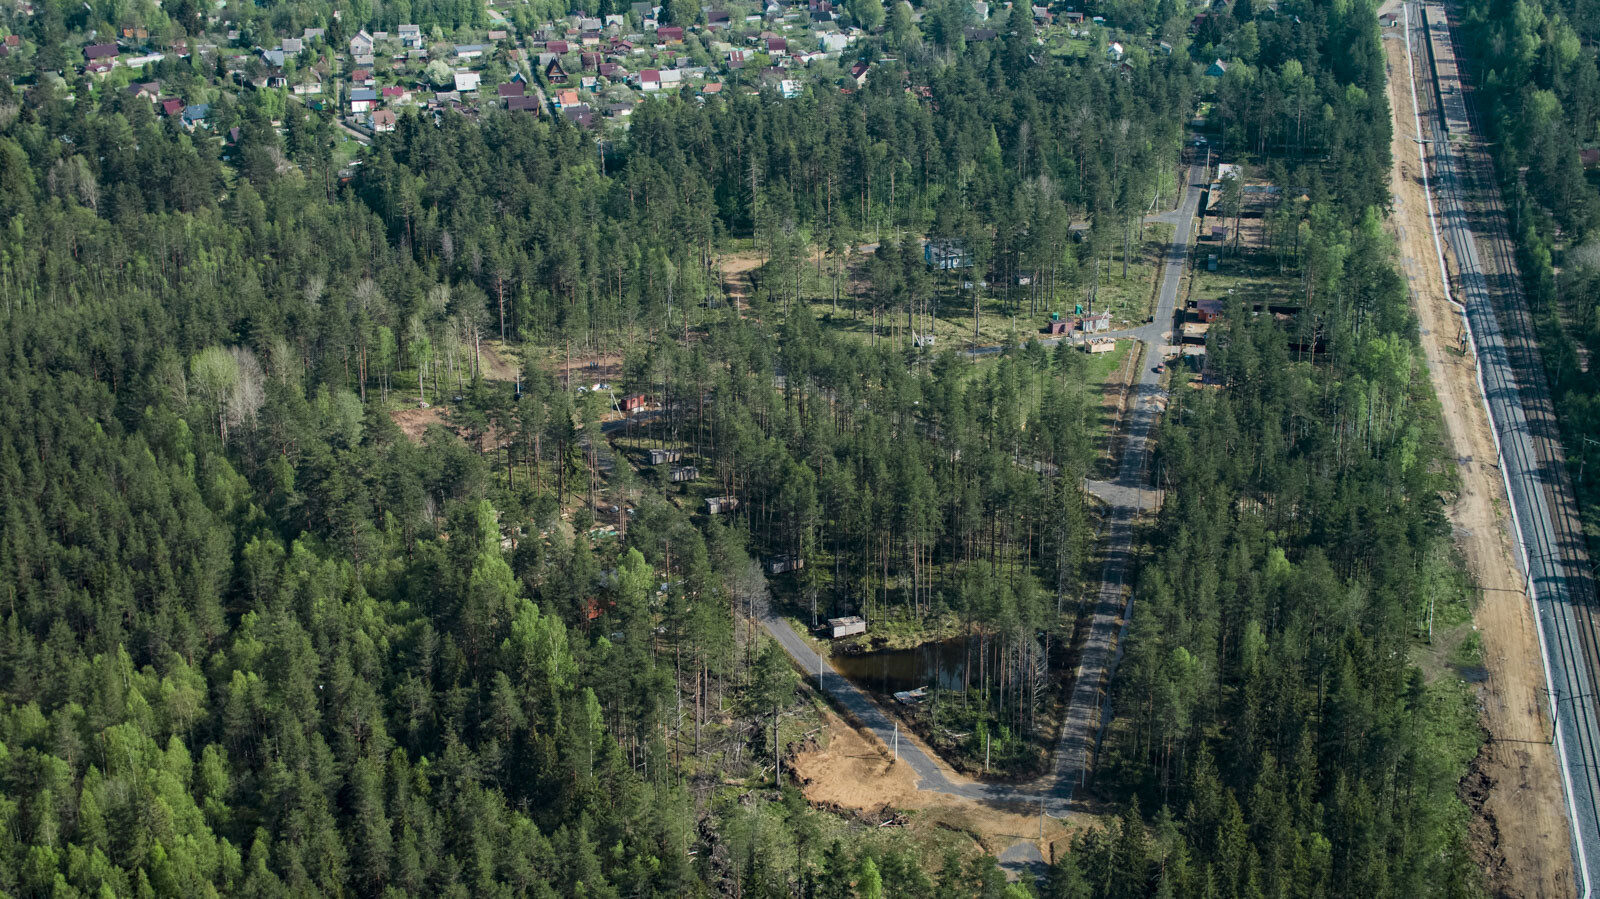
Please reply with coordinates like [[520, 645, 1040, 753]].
[[1414, 4, 1600, 892]]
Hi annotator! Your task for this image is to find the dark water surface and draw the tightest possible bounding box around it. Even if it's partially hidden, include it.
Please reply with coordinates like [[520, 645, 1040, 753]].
[[829, 637, 971, 695]]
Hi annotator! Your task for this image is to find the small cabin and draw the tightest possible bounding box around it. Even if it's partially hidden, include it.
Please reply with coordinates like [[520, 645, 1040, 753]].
[[649, 448, 682, 465], [1085, 338, 1117, 354], [1081, 311, 1112, 333], [621, 393, 648, 412], [826, 616, 866, 638], [924, 239, 973, 270], [1043, 320, 1073, 336], [670, 466, 699, 482], [768, 555, 804, 575], [706, 495, 739, 514]]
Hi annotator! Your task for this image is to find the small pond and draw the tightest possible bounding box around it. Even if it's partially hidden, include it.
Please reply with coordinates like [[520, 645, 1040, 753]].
[[830, 637, 972, 696]]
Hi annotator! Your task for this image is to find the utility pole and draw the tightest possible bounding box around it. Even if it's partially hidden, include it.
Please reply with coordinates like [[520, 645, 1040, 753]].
[[893, 721, 899, 762]]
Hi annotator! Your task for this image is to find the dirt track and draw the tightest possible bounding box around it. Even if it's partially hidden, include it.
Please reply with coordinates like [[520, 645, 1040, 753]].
[[790, 708, 1080, 861], [1383, 26, 1576, 898]]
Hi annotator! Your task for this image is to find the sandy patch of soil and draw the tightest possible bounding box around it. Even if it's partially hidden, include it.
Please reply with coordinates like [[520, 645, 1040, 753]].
[[390, 405, 450, 443], [790, 708, 1083, 863]]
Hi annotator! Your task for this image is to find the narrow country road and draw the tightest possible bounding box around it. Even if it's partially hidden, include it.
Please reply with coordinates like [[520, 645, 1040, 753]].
[[760, 164, 1206, 812]]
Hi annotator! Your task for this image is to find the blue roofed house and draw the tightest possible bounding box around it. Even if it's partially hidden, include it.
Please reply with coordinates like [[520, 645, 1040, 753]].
[[181, 103, 210, 130], [350, 88, 379, 112], [1206, 58, 1228, 77]]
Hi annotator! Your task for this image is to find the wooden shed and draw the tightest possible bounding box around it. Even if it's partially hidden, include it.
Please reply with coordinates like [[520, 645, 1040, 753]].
[[649, 448, 682, 465], [826, 616, 866, 638], [706, 496, 739, 514], [670, 466, 699, 482]]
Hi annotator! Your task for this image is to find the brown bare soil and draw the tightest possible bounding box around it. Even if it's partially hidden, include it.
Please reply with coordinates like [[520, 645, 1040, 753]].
[[716, 250, 763, 314], [790, 707, 1083, 860], [390, 405, 450, 443], [1384, 29, 1576, 898], [549, 351, 623, 390], [478, 340, 521, 382]]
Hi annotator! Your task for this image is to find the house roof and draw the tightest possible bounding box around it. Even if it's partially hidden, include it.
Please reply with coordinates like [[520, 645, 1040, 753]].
[[371, 109, 397, 126], [498, 82, 525, 97], [351, 88, 379, 101], [160, 98, 184, 115], [641, 68, 660, 82], [381, 85, 407, 96], [507, 95, 541, 111], [85, 43, 118, 60], [182, 103, 209, 121]]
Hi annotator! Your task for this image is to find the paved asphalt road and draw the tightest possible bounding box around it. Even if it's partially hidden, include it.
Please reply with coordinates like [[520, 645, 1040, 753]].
[[759, 164, 1206, 814]]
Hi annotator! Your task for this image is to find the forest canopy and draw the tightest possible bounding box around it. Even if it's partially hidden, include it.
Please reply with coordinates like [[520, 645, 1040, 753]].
[[0, 0, 1489, 895]]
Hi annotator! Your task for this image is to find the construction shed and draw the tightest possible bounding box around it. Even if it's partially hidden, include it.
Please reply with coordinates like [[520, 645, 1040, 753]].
[[621, 393, 648, 412], [826, 616, 866, 638], [649, 448, 682, 465], [768, 555, 804, 575], [706, 495, 739, 514], [670, 466, 699, 482]]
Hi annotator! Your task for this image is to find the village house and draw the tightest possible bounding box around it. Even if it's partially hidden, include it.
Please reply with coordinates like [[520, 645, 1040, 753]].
[[381, 84, 408, 103], [455, 43, 487, 60], [924, 239, 973, 269], [370, 109, 397, 132], [350, 88, 379, 112], [399, 24, 423, 48], [498, 81, 525, 98], [454, 70, 481, 91], [350, 29, 374, 57], [181, 103, 210, 130], [84, 43, 118, 62], [1081, 311, 1113, 333], [351, 67, 375, 87], [507, 95, 542, 112]]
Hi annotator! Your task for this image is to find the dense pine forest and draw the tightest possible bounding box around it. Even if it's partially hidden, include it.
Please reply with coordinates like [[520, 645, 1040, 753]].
[[0, 0, 1492, 895]]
